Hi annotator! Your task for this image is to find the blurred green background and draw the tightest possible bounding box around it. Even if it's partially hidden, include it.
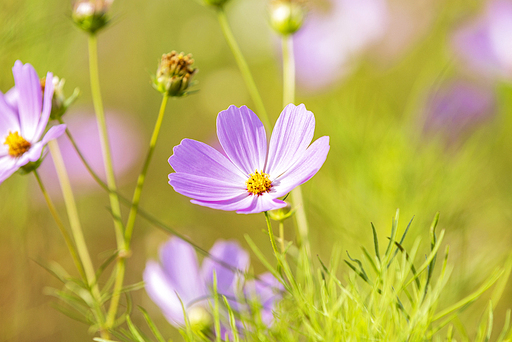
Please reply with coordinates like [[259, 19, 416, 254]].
[[1, 0, 511, 340]]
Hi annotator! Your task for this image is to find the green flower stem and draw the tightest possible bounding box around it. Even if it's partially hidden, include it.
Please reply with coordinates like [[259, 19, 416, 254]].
[[33, 170, 86, 281], [124, 94, 169, 248], [279, 220, 285, 253], [282, 34, 311, 256], [216, 7, 270, 129], [88, 34, 125, 249], [48, 140, 107, 337], [264, 211, 279, 259], [88, 34, 126, 331]]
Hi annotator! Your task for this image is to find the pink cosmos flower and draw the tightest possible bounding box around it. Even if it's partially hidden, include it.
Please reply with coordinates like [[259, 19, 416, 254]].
[[0, 61, 66, 184], [452, 0, 512, 80], [144, 237, 282, 332], [168, 104, 330, 214]]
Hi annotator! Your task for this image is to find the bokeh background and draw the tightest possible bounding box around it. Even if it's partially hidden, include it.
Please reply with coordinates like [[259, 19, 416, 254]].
[[1, 0, 512, 340]]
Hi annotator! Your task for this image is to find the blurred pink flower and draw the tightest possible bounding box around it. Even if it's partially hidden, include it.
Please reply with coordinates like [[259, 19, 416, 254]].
[[38, 110, 144, 194], [452, 0, 512, 80], [293, 0, 389, 91], [423, 81, 496, 141]]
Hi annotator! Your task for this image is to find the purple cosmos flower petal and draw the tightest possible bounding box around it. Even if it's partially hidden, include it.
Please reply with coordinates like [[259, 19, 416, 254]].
[[144, 261, 192, 326], [272, 136, 330, 198], [159, 238, 208, 306], [169, 139, 246, 182], [12, 61, 43, 140], [0, 157, 17, 183], [235, 194, 287, 214], [4, 88, 18, 112], [245, 272, 283, 326], [169, 173, 246, 202], [217, 105, 267, 175], [33, 73, 55, 141], [201, 240, 250, 294], [266, 104, 315, 178]]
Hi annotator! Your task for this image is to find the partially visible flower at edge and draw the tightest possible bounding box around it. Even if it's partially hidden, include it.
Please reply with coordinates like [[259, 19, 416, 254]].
[[0, 61, 66, 184], [452, 0, 512, 80], [143, 237, 283, 336], [168, 104, 330, 214]]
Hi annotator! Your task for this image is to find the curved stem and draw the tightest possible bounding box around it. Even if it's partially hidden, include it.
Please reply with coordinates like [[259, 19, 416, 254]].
[[216, 7, 270, 129], [33, 170, 86, 281], [124, 94, 169, 248], [281, 34, 311, 256]]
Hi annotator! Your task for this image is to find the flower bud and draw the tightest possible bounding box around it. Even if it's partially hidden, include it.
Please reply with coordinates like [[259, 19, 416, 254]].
[[268, 202, 294, 221], [269, 0, 305, 36], [41, 76, 80, 121], [72, 0, 113, 34], [153, 52, 198, 97]]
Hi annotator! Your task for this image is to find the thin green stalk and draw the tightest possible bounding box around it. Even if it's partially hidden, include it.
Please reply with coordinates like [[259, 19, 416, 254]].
[[33, 170, 86, 281], [279, 220, 285, 253], [88, 34, 127, 329], [281, 34, 311, 256], [216, 7, 270, 128], [48, 140, 108, 338], [124, 94, 169, 248], [264, 212, 279, 259], [48, 140, 98, 288], [88, 34, 125, 249]]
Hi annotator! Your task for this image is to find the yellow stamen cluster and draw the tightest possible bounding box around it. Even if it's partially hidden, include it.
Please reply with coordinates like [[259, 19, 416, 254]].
[[4, 131, 31, 157], [246, 170, 272, 196]]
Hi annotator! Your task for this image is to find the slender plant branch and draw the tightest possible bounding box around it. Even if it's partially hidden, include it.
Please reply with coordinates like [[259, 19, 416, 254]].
[[33, 170, 86, 281], [216, 7, 270, 129], [281, 34, 311, 256], [88, 34, 126, 330], [124, 94, 169, 248], [47, 140, 108, 337], [88, 34, 125, 249]]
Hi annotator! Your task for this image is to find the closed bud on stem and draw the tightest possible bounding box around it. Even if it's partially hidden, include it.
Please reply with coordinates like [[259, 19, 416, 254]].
[[269, 0, 305, 36], [72, 0, 113, 34], [153, 51, 198, 97], [268, 202, 294, 221]]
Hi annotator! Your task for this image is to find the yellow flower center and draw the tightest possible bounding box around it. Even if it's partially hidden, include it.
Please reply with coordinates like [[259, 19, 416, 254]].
[[246, 170, 272, 196], [4, 131, 31, 157]]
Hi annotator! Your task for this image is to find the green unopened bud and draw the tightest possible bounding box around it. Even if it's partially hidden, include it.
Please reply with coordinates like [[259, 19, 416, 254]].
[[188, 306, 212, 333], [203, 0, 230, 8], [72, 0, 113, 34], [269, 0, 305, 36], [153, 51, 198, 97], [41, 76, 80, 121], [268, 202, 294, 221]]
